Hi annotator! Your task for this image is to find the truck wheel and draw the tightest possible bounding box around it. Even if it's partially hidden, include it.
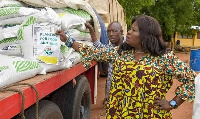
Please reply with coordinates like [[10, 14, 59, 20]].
[[51, 75, 91, 119], [24, 100, 63, 119]]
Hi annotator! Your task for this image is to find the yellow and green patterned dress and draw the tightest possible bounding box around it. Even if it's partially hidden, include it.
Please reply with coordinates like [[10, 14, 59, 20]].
[[78, 44, 196, 119]]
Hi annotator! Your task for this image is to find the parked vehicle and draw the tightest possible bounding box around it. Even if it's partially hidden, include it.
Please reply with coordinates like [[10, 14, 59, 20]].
[[0, 0, 126, 118], [0, 61, 98, 119]]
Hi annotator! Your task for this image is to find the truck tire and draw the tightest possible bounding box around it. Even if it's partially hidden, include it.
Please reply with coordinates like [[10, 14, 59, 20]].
[[24, 100, 63, 119], [51, 75, 91, 119]]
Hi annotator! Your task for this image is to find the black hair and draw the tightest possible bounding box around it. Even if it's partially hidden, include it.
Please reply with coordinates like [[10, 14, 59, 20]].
[[118, 15, 166, 56]]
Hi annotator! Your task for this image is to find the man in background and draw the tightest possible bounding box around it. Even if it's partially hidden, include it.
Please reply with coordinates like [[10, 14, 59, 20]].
[[85, 21, 125, 107]]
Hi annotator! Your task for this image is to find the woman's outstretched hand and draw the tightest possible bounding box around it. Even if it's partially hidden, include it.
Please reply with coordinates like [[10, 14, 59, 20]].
[[154, 97, 173, 111], [55, 30, 67, 42]]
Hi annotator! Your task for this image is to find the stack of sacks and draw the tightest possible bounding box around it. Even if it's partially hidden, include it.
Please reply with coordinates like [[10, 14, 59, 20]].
[[17, 7, 74, 73], [0, 0, 40, 56], [0, 0, 99, 87], [14, 0, 101, 40], [54, 7, 94, 68], [54, 7, 93, 42], [17, 7, 84, 72], [11, 0, 100, 69], [0, 54, 44, 88], [0, 0, 97, 73], [0, 0, 71, 73], [15, 0, 80, 9]]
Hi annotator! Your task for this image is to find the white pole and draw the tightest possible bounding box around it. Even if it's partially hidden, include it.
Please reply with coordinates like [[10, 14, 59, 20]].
[[94, 64, 98, 104]]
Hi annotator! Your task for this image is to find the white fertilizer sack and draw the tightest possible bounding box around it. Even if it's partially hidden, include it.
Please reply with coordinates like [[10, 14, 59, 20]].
[[41, 43, 75, 73], [0, 16, 29, 26], [0, 25, 20, 41], [17, 8, 62, 62], [16, 0, 79, 9], [0, 7, 40, 20], [0, 0, 26, 8], [41, 58, 65, 73], [65, 51, 82, 69], [17, 14, 71, 73], [0, 43, 22, 56], [0, 37, 19, 50], [66, 29, 91, 41], [41, 42, 76, 73], [58, 13, 87, 31], [36, 7, 61, 25], [60, 43, 74, 59], [54, 7, 92, 21], [19, 23, 61, 64], [0, 54, 44, 88]]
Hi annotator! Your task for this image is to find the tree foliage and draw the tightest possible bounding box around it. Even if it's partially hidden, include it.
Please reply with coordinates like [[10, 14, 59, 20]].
[[117, 0, 200, 41]]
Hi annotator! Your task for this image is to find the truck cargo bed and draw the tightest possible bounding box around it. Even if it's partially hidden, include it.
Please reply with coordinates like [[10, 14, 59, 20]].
[[0, 61, 97, 119]]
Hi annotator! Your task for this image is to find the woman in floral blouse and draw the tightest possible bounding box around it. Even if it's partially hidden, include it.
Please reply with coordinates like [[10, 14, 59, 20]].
[[56, 15, 196, 119]]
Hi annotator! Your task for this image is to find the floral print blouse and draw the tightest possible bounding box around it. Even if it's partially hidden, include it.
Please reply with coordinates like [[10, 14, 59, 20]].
[[78, 43, 196, 102]]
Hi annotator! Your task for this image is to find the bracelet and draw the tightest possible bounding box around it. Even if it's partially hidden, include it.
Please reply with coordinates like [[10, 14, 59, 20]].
[[65, 37, 75, 47], [64, 31, 75, 47]]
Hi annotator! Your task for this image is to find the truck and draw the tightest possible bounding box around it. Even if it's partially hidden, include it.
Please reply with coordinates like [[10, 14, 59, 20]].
[[0, 0, 99, 118], [0, 61, 98, 119]]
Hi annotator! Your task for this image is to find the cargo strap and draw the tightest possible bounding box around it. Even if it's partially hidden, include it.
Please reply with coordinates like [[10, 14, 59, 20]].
[[0, 83, 39, 119]]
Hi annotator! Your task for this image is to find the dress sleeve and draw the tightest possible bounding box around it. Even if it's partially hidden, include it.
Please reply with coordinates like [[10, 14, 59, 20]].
[[165, 51, 196, 102], [78, 43, 117, 69], [93, 40, 113, 48]]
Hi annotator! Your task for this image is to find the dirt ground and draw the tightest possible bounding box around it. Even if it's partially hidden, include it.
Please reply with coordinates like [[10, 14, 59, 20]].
[[91, 52, 195, 119]]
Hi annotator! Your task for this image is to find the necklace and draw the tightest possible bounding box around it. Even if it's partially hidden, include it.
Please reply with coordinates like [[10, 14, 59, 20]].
[[134, 51, 145, 53]]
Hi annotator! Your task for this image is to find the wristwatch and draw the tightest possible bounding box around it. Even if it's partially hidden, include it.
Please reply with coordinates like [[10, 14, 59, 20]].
[[169, 99, 178, 109]]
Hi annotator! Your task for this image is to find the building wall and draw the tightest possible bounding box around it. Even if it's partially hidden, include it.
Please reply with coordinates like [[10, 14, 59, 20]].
[[173, 31, 200, 47]]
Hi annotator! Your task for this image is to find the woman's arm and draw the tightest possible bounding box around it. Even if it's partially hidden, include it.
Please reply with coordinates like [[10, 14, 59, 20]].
[[154, 96, 185, 111], [155, 51, 196, 111], [55, 30, 79, 51], [168, 52, 196, 102], [55, 30, 118, 69]]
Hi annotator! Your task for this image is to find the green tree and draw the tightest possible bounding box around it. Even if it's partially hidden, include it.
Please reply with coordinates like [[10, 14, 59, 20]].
[[118, 0, 200, 41]]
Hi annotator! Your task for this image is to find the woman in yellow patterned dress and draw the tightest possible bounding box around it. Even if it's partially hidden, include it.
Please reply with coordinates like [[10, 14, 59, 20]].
[[56, 15, 196, 119]]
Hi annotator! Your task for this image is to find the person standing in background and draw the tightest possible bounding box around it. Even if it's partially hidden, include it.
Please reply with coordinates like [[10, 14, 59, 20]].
[[92, 8, 109, 78], [85, 21, 125, 107]]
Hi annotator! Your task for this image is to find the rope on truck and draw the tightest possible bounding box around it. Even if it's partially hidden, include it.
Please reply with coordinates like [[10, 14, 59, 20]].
[[0, 82, 39, 119]]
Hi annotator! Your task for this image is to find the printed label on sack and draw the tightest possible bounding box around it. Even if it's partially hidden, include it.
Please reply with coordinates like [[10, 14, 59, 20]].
[[2, 44, 20, 51], [33, 24, 60, 65]]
